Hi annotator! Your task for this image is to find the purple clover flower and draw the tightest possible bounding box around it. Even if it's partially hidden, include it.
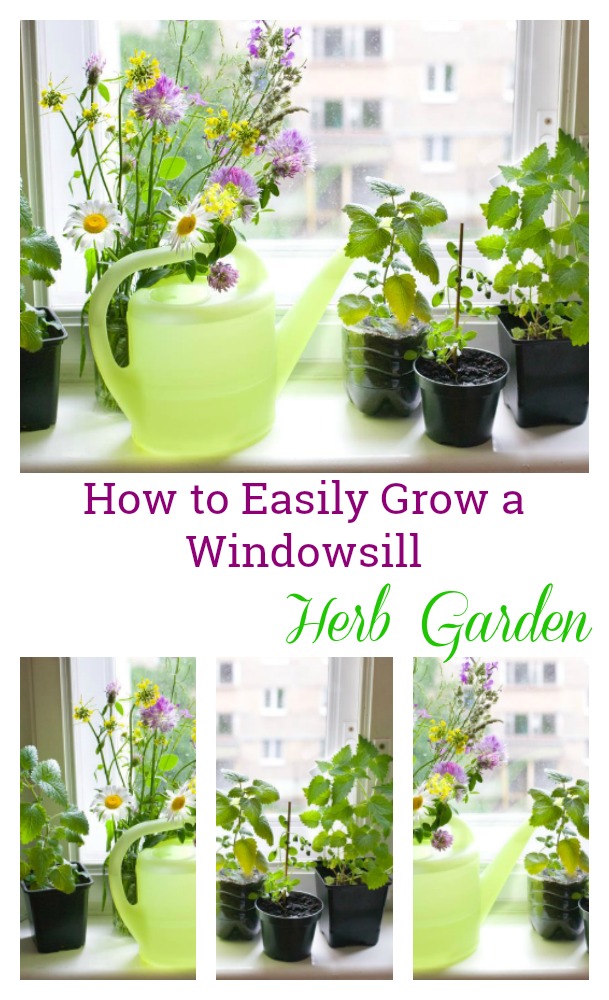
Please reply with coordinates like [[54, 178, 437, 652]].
[[105, 680, 121, 704], [460, 658, 473, 684], [484, 661, 499, 689], [209, 165, 259, 222], [208, 261, 239, 293], [140, 695, 180, 733], [268, 128, 315, 179], [133, 75, 188, 127], [85, 53, 106, 87], [473, 734, 508, 772], [432, 828, 454, 852], [433, 761, 467, 785], [248, 22, 264, 58]]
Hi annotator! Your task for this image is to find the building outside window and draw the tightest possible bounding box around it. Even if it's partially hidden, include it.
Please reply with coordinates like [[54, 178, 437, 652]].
[[425, 62, 455, 95], [217, 713, 233, 735], [422, 135, 454, 167], [218, 661, 234, 684]]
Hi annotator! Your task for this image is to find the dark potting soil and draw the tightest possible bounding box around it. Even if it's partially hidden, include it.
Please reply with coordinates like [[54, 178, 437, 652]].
[[417, 350, 506, 386], [257, 892, 320, 918]]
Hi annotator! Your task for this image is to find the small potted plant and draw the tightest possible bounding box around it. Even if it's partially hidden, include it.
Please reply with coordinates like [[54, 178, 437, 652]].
[[580, 891, 589, 951], [524, 769, 589, 941], [338, 178, 447, 417], [256, 803, 323, 962], [300, 734, 392, 948], [216, 769, 279, 941], [475, 129, 589, 427], [20, 745, 92, 953], [414, 223, 508, 446], [20, 181, 67, 431]]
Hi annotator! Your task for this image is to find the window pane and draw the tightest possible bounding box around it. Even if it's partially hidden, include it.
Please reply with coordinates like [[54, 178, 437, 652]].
[[216, 657, 328, 815]]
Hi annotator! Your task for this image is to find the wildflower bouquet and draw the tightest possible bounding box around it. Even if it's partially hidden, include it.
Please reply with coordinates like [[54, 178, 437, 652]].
[[73, 658, 196, 925], [41, 20, 312, 407], [413, 657, 507, 852]]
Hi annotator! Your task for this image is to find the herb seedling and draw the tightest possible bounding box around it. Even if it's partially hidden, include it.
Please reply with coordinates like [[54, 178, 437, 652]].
[[216, 770, 279, 878], [260, 802, 301, 911], [524, 769, 589, 882]]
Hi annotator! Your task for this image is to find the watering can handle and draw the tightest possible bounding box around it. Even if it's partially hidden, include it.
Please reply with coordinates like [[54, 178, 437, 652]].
[[87, 240, 263, 410], [108, 818, 186, 935]]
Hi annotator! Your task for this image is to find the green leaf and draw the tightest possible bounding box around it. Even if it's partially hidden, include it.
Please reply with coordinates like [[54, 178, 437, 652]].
[[486, 186, 519, 228], [520, 142, 550, 173], [27, 261, 57, 286], [60, 808, 89, 835], [97, 82, 110, 102], [216, 791, 239, 828], [252, 813, 273, 846], [431, 289, 445, 307], [392, 216, 423, 256], [557, 837, 581, 876], [20, 228, 62, 270], [305, 775, 332, 806], [362, 867, 390, 890], [369, 753, 392, 782], [517, 262, 543, 288], [157, 753, 179, 772], [337, 294, 372, 326], [20, 802, 47, 843], [524, 851, 549, 874], [413, 290, 432, 322], [20, 187, 33, 233], [250, 779, 280, 804], [530, 798, 562, 828], [31, 760, 69, 807], [20, 746, 38, 773], [570, 213, 589, 253], [49, 862, 76, 894], [221, 770, 249, 784], [400, 191, 447, 227], [311, 831, 329, 852], [499, 164, 523, 183], [343, 204, 391, 262], [158, 155, 187, 181], [384, 273, 416, 325], [327, 830, 348, 848], [409, 240, 440, 284], [493, 263, 518, 294], [475, 234, 506, 260], [332, 774, 355, 803], [331, 744, 353, 768], [234, 836, 258, 876], [366, 176, 405, 197], [508, 219, 552, 253], [299, 809, 321, 828], [548, 259, 588, 296], [85, 247, 97, 295], [375, 203, 396, 218], [520, 184, 553, 226]]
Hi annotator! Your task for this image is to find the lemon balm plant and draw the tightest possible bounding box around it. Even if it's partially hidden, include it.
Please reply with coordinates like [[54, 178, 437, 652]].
[[20, 745, 92, 953], [338, 177, 447, 417], [41, 20, 312, 409], [216, 770, 280, 941]]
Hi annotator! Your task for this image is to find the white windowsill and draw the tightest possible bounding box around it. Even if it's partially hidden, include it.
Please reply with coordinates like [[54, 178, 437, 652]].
[[20, 377, 588, 473], [20, 916, 195, 980], [414, 907, 588, 980], [216, 912, 392, 980]]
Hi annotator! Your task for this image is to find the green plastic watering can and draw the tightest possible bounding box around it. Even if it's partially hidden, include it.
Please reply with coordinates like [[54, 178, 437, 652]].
[[413, 816, 532, 972], [88, 241, 351, 457], [108, 818, 195, 970]]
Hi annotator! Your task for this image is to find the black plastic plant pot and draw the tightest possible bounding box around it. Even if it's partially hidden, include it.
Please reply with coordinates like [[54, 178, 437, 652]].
[[256, 892, 322, 962], [21, 863, 92, 953], [314, 867, 389, 948], [527, 873, 588, 941], [580, 897, 589, 950], [216, 873, 264, 941], [497, 311, 589, 427], [414, 349, 508, 447], [342, 319, 427, 417], [20, 307, 68, 432]]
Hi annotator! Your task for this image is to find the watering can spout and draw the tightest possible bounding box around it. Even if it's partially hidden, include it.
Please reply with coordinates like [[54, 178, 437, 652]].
[[480, 819, 533, 920], [275, 248, 351, 392]]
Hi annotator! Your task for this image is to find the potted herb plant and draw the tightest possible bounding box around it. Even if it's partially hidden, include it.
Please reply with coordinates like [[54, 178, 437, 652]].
[[338, 178, 447, 416], [20, 745, 92, 953], [300, 734, 392, 948], [20, 181, 67, 432], [256, 803, 323, 962], [580, 893, 589, 951], [216, 769, 279, 941], [476, 129, 589, 426], [414, 223, 508, 446], [524, 769, 589, 941]]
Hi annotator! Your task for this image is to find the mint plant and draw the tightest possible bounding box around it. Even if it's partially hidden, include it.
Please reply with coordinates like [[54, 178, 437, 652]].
[[216, 770, 279, 879], [475, 130, 589, 344], [524, 769, 589, 882], [20, 745, 89, 893], [338, 177, 447, 333], [300, 735, 393, 889], [20, 180, 63, 351]]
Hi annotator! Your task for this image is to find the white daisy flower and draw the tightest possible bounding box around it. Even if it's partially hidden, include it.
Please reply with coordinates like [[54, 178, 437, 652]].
[[413, 785, 433, 827], [163, 781, 196, 823], [163, 199, 208, 251], [91, 784, 135, 821], [64, 199, 126, 252]]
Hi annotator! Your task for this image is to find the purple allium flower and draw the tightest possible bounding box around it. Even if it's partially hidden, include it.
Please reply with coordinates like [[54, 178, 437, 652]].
[[133, 75, 188, 127], [208, 260, 239, 293], [432, 828, 454, 852], [140, 695, 180, 733], [209, 165, 259, 222], [105, 680, 121, 704], [85, 53, 106, 87], [268, 128, 315, 179], [473, 734, 508, 772]]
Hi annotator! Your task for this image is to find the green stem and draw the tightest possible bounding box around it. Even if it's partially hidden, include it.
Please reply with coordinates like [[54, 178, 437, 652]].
[[60, 112, 91, 199], [146, 122, 157, 246]]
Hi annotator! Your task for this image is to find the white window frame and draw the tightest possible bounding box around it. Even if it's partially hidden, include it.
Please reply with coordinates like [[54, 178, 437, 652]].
[[422, 62, 457, 102], [22, 19, 575, 374], [421, 134, 455, 172]]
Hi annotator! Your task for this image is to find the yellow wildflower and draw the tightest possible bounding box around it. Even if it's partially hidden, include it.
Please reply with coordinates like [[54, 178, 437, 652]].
[[40, 81, 68, 113], [73, 701, 93, 723], [229, 119, 260, 156], [204, 107, 230, 141], [200, 183, 238, 224], [426, 772, 454, 802], [446, 728, 469, 754], [125, 50, 160, 92], [81, 103, 107, 131], [103, 717, 119, 734], [134, 678, 160, 708], [428, 720, 447, 743]]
